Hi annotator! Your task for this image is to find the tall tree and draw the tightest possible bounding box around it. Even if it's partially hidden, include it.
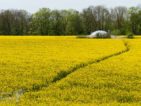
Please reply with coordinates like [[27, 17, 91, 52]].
[[31, 8, 51, 35], [111, 6, 128, 34], [66, 9, 83, 35], [128, 7, 141, 34], [82, 6, 110, 34], [0, 10, 30, 35], [82, 6, 96, 34], [0, 10, 13, 35], [49, 10, 64, 35], [94, 6, 110, 30]]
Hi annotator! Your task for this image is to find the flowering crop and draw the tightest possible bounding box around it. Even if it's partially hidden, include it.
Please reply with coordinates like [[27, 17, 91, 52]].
[[18, 39, 141, 106], [0, 36, 127, 105]]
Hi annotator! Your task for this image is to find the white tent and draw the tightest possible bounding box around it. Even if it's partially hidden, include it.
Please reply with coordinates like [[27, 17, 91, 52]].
[[88, 30, 110, 38]]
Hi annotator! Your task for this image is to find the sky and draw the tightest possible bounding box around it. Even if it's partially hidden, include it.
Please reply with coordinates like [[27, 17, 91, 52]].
[[0, 0, 141, 13]]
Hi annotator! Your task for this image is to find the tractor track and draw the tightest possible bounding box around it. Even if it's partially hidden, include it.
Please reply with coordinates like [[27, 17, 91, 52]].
[[0, 40, 130, 103]]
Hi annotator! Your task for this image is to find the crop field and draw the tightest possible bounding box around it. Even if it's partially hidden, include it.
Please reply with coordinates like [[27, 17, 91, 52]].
[[0, 36, 141, 105]]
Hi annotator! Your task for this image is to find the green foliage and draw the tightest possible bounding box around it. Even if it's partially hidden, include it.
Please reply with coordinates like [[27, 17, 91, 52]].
[[127, 33, 134, 39], [0, 6, 141, 35], [111, 29, 121, 35], [128, 7, 141, 35], [31, 8, 51, 35], [0, 10, 30, 35], [65, 10, 83, 35]]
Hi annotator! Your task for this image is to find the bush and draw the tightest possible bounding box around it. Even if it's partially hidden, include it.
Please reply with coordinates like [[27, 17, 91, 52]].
[[127, 33, 134, 39]]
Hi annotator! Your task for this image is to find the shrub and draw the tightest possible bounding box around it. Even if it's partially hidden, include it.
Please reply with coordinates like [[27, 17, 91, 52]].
[[127, 33, 134, 39]]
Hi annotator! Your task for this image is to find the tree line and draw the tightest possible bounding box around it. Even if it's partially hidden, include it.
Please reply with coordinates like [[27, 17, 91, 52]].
[[0, 6, 141, 35]]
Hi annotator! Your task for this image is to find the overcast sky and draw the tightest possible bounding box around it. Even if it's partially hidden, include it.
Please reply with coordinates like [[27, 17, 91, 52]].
[[0, 0, 141, 13]]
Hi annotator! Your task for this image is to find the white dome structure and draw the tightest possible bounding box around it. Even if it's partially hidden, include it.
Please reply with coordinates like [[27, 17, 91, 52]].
[[88, 30, 111, 38]]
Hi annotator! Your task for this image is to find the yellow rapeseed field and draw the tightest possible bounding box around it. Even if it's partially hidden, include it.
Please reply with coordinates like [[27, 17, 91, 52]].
[[19, 39, 141, 106], [0, 36, 141, 106]]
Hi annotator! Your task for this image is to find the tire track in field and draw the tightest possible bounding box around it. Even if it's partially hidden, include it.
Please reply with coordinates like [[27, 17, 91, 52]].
[[52, 40, 130, 83], [0, 40, 130, 103]]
